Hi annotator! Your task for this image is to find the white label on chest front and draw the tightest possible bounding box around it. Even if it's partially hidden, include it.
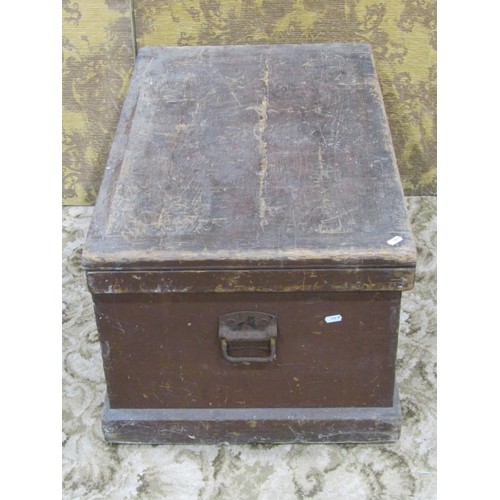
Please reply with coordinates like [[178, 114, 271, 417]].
[[325, 314, 342, 324], [387, 235, 403, 245]]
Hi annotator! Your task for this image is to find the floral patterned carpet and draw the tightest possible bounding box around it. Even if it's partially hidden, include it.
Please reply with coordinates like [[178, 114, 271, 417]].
[[62, 196, 436, 499]]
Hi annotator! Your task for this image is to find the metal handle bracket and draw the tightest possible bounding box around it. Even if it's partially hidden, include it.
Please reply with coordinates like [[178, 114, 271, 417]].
[[218, 311, 278, 363]]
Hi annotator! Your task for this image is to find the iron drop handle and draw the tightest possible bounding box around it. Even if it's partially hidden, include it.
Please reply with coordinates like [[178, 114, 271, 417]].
[[218, 311, 278, 363]]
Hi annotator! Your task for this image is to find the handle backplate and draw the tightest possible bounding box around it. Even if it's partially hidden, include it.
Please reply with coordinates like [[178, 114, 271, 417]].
[[218, 311, 278, 363]]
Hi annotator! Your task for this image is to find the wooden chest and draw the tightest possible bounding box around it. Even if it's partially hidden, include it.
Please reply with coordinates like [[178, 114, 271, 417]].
[[83, 43, 416, 444]]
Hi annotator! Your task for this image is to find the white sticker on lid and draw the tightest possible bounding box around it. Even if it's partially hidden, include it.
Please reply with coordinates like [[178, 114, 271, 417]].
[[325, 314, 342, 324], [387, 235, 403, 246]]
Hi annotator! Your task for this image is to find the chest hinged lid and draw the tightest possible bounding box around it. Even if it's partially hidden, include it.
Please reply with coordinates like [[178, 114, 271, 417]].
[[83, 43, 416, 294]]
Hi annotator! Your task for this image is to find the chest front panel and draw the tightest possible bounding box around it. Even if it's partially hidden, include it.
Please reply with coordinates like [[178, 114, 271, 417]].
[[94, 290, 401, 410]]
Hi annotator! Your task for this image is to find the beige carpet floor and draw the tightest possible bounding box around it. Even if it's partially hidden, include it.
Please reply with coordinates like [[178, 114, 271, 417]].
[[62, 196, 436, 499]]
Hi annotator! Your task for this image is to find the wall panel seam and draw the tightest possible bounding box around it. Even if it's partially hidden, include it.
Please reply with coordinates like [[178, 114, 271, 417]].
[[130, 0, 137, 56]]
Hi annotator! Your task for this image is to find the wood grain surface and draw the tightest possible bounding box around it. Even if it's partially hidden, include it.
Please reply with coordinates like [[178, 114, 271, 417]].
[[83, 44, 416, 272], [93, 290, 401, 410]]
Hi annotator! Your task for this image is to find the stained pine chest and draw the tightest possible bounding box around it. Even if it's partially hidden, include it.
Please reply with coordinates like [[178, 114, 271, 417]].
[[82, 43, 416, 444]]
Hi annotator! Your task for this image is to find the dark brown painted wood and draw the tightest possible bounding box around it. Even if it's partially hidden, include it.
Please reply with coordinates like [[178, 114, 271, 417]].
[[102, 391, 402, 444], [84, 43, 416, 444], [93, 291, 400, 409], [86, 267, 414, 294], [82, 43, 416, 274]]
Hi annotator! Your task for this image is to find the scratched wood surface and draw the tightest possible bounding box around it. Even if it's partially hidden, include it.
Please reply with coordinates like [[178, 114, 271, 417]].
[[83, 43, 416, 271]]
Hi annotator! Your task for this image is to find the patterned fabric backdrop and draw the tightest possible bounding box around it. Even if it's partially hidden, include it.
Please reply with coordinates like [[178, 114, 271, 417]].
[[62, 0, 436, 205]]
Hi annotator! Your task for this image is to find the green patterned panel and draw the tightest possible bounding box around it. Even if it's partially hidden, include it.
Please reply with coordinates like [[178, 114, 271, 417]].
[[134, 0, 436, 195], [62, 0, 135, 205]]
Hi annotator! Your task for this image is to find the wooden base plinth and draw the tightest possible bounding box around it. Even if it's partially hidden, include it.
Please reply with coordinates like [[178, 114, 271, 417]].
[[102, 387, 401, 444]]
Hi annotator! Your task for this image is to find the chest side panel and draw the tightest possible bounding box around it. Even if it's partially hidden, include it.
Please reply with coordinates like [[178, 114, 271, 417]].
[[94, 291, 401, 409]]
